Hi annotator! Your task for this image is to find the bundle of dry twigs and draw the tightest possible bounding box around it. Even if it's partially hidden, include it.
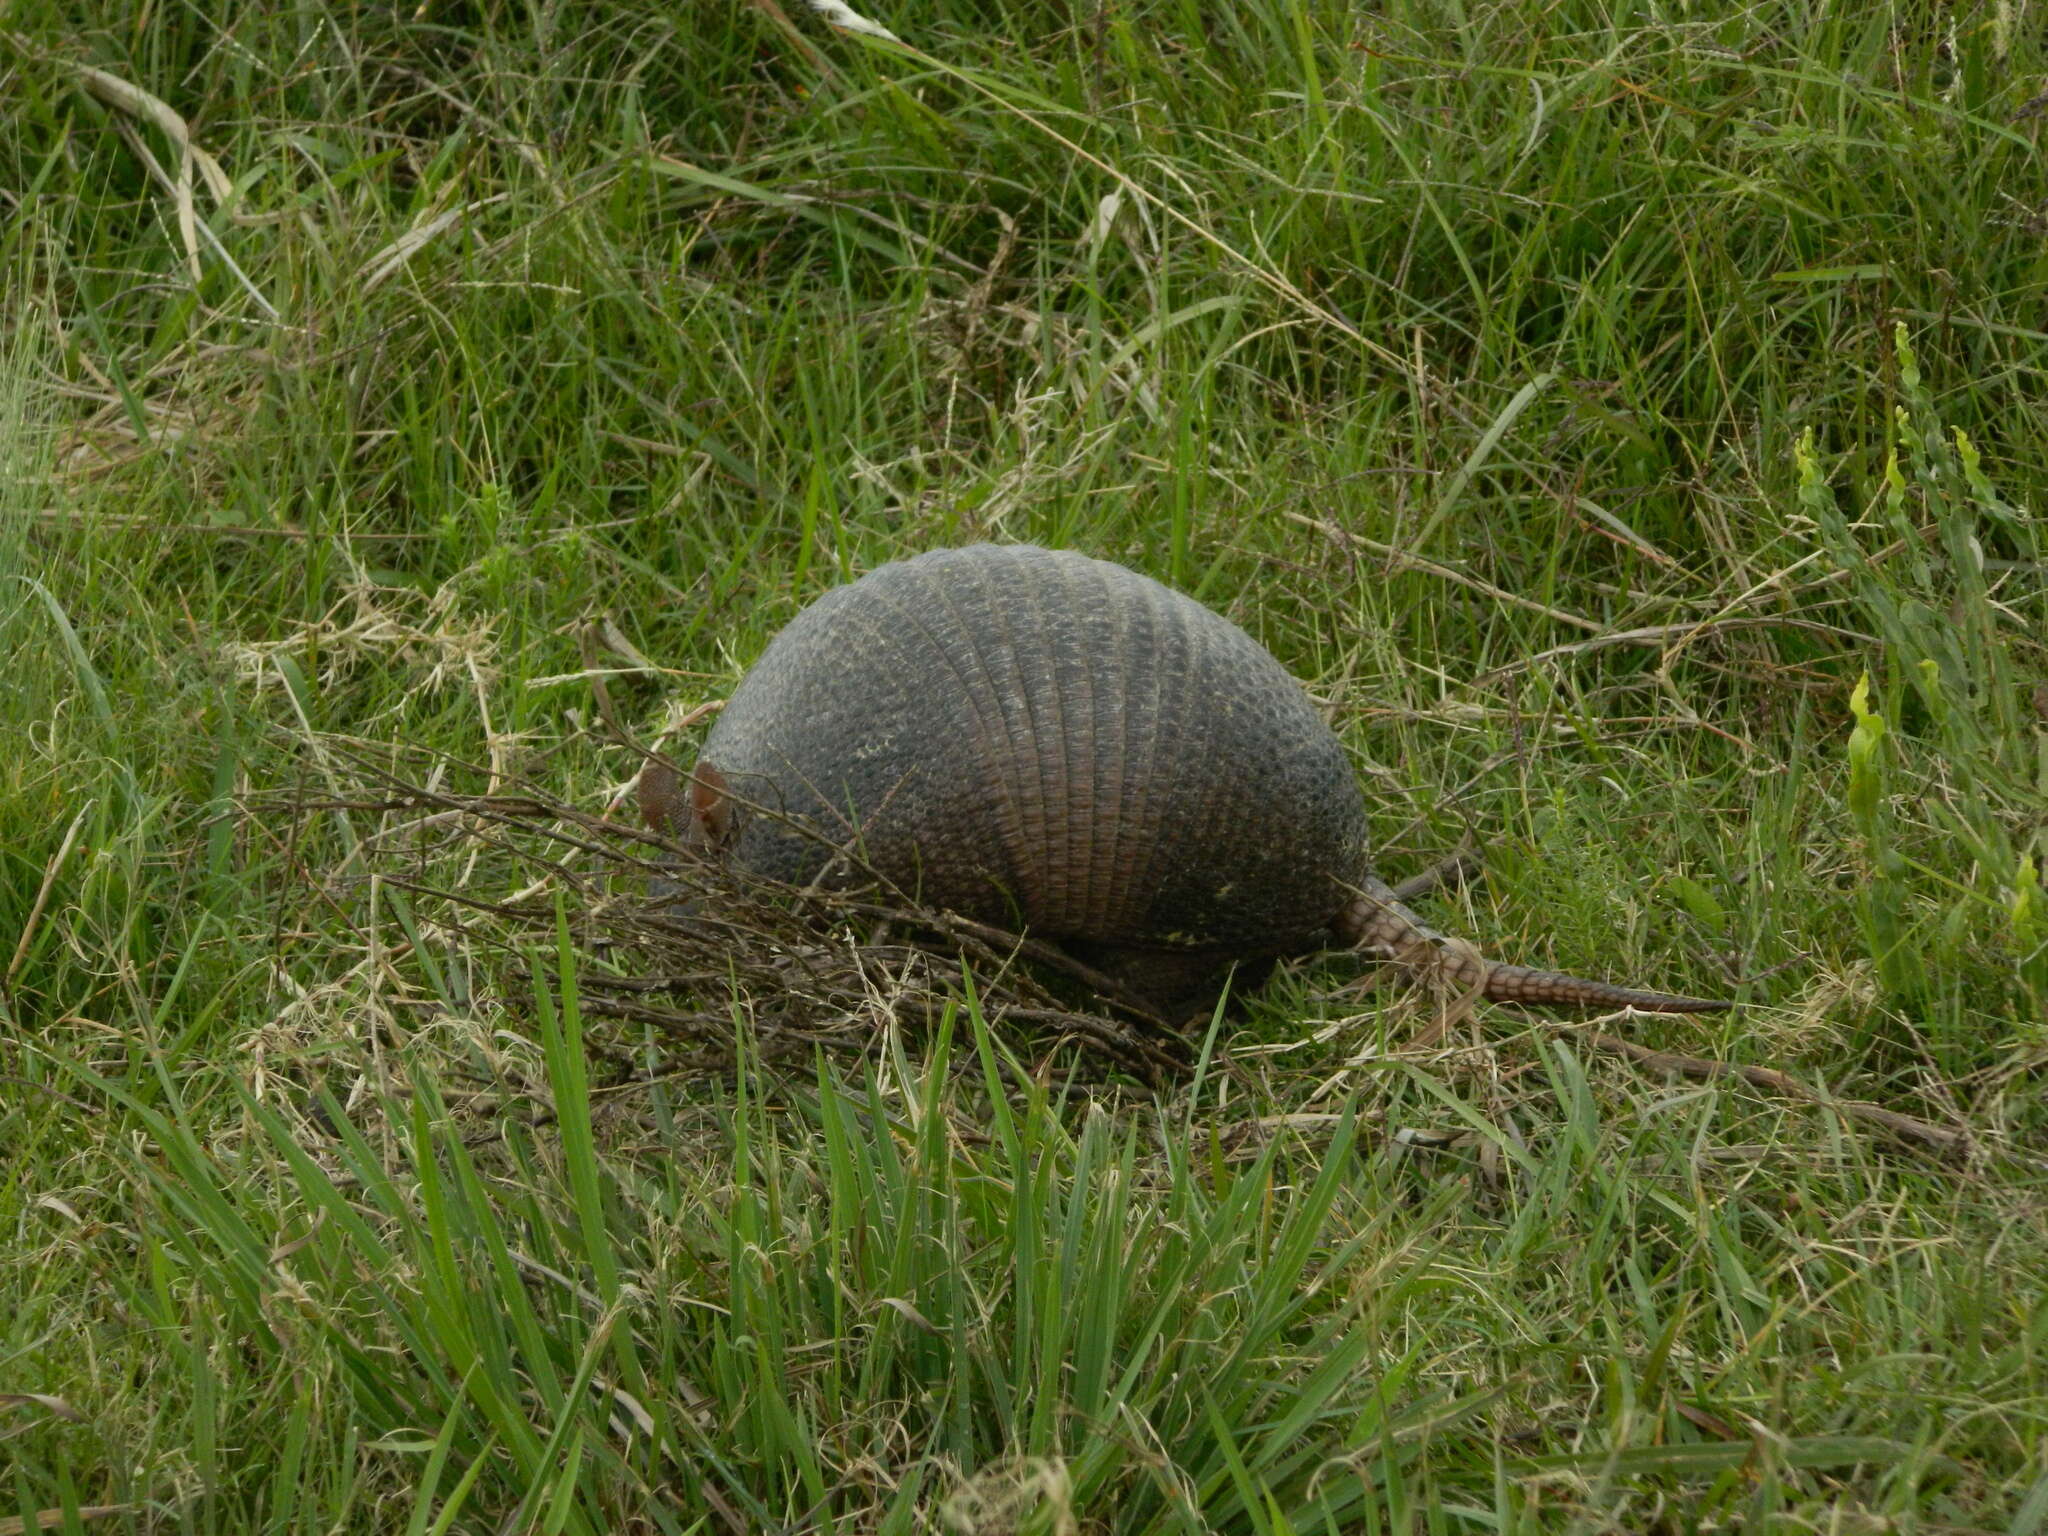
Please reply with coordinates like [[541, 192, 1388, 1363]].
[[266, 736, 1191, 1085]]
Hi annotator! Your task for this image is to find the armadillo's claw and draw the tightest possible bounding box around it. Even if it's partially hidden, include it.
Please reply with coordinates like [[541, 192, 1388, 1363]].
[[1480, 962, 1730, 1014]]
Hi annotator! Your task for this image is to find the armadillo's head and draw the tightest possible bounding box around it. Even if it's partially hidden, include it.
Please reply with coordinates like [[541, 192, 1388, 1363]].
[[637, 756, 737, 852], [635, 757, 739, 910]]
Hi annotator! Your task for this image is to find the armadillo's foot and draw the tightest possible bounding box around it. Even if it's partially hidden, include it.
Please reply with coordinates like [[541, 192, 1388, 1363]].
[[1334, 879, 1731, 1015]]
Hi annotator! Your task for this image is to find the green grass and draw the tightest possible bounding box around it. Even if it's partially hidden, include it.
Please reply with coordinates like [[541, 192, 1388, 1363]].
[[4, 0, 2047, 1528]]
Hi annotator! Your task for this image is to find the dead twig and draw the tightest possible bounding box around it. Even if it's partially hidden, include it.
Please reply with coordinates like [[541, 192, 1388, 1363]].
[[1286, 511, 1604, 632], [1474, 616, 1877, 684], [5, 807, 90, 1002], [1387, 849, 1481, 905], [1577, 1030, 2032, 1169]]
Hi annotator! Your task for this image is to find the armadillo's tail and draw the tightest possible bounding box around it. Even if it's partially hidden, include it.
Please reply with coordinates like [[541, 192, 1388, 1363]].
[[1336, 880, 1731, 1015]]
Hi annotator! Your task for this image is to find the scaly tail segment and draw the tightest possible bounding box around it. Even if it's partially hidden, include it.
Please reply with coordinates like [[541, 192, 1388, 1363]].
[[1336, 879, 1731, 1015]]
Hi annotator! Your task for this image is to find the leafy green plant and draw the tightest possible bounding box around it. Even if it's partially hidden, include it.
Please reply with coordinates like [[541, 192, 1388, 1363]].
[[1798, 323, 2047, 1029]]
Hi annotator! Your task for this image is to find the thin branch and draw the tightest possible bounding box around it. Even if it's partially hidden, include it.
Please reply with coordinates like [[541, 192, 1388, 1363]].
[[1577, 1030, 2030, 1169]]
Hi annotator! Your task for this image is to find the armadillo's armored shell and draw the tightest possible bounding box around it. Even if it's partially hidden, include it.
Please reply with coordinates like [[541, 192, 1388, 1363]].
[[697, 544, 1371, 960]]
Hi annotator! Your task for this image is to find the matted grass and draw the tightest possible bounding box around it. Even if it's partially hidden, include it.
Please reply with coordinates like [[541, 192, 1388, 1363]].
[[3, 0, 2046, 1529]]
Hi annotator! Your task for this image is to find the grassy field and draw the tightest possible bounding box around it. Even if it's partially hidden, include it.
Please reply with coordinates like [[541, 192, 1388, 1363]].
[[5, 0, 2048, 1528]]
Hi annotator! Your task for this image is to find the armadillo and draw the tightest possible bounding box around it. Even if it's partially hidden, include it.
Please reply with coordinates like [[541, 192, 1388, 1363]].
[[639, 543, 1729, 1021]]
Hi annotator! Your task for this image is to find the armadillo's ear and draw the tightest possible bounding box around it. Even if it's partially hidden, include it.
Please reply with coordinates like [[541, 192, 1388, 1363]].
[[637, 757, 686, 835], [688, 760, 735, 849]]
